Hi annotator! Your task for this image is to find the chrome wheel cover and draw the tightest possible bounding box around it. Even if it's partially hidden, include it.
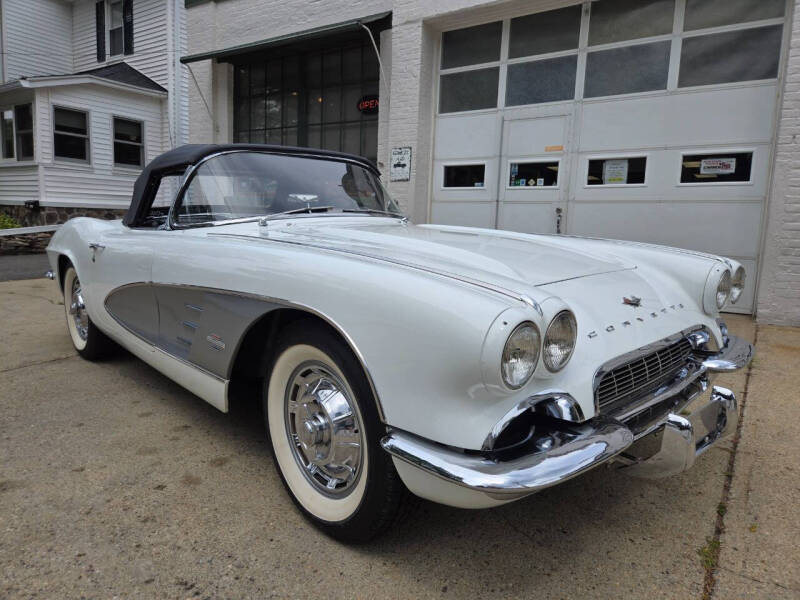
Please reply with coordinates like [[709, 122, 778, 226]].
[[68, 275, 89, 341], [284, 361, 364, 497]]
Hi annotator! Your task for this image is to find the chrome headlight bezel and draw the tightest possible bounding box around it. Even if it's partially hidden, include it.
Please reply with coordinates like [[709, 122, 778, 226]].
[[730, 266, 745, 304], [703, 265, 732, 314], [501, 321, 541, 390], [542, 310, 578, 373]]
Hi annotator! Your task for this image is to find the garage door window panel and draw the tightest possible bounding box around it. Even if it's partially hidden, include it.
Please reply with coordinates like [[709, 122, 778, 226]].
[[587, 157, 647, 186], [439, 68, 500, 113], [678, 26, 783, 88], [506, 56, 577, 106], [508, 6, 581, 59], [441, 22, 502, 69], [588, 0, 675, 46], [683, 0, 785, 31], [680, 152, 754, 184], [585, 41, 670, 98], [508, 161, 560, 188], [54, 107, 89, 163], [444, 164, 486, 188]]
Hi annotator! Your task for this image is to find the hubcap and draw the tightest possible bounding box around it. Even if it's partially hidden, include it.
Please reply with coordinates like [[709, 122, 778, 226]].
[[284, 362, 364, 497], [69, 276, 89, 341]]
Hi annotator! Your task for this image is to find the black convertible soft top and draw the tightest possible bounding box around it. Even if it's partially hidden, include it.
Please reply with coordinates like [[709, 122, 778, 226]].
[[123, 144, 379, 227]]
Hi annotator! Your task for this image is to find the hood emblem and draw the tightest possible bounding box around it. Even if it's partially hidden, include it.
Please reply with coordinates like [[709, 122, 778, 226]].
[[623, 295, 642, 307]]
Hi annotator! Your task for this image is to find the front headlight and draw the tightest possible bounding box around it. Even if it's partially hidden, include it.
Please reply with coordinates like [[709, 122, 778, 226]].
[[716, 269, 732, 309], [543, 310, 577, 372], [730, 266, 745, 304], [501, 322, 540, 389]]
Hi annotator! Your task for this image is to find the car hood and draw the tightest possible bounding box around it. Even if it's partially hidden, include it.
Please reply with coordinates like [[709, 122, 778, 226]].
[[215, 218, 635, 289]]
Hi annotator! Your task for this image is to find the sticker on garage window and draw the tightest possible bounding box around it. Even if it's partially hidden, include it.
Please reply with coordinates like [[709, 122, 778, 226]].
[[700, 158, 736, 175]]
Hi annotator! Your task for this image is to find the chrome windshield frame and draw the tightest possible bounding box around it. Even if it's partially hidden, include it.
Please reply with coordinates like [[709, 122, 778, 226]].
[[166, 149, 403, 231]]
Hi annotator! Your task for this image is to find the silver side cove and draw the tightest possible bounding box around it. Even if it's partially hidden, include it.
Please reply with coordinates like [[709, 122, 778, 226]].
[[104, 282, 387, 420]]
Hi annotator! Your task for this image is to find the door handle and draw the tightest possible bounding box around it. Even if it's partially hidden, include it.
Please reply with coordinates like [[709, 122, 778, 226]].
[[555, 207, 563, 234], [88, 242, 105, 262]]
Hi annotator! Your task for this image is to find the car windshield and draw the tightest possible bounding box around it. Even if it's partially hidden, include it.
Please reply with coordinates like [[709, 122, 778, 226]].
[[172, 151, 401, 226]]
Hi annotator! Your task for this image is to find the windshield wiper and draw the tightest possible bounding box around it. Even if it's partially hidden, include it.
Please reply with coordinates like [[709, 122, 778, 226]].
[[342, 208, 407, 219], [263, 206, 339, 220]]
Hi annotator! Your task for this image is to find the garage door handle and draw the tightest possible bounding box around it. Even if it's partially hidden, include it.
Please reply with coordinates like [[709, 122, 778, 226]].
[[555, 208, 563, 234]]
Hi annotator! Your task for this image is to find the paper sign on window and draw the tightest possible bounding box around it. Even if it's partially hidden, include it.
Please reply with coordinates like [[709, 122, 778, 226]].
[[603, 159, 628, 184], [700, 158, 736, 175]]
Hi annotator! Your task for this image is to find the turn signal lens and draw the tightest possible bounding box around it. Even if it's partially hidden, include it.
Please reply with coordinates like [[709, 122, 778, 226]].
[[716, 269, 732, 309], [730, 266, 745, 304], [501, 322, 541, 389], [543, 311, 577, 372]]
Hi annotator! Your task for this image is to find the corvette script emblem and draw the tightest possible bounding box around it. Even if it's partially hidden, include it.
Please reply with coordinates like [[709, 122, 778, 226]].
[[623, 295, 642, 307]]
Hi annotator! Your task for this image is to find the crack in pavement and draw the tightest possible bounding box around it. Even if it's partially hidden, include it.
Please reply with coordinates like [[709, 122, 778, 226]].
[[0, 354, 77, 374], [716, 565, 799, 592], [702, 326, 758, 600]]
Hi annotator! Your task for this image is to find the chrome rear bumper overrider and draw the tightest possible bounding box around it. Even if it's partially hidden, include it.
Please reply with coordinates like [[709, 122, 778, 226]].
[[381, 335, 752, 497]]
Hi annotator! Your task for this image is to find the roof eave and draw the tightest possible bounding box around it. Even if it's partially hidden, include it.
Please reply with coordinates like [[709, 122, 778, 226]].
[[19, 75, 167, 97]]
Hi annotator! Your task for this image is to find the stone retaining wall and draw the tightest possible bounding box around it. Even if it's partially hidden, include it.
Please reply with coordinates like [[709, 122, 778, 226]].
[[0, 231, 54, 255], [1, 205, 125, 227]]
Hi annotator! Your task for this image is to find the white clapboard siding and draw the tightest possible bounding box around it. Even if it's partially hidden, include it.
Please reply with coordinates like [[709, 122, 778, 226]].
[[37, 84, 165, 208], [72, 0, 169, 88], [0, 166, 40, 204], [3, 0, 73, 81]]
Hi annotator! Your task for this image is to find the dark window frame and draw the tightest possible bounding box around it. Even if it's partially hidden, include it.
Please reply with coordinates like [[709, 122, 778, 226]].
[[13, 104, 34, 162], [442, 163, 487, 189], [53, 106, 90, 164], [586, 156, 648, 186], [232, 39, 380, 164], [679, 150, 755, 185], [113, 116, 144, 168]]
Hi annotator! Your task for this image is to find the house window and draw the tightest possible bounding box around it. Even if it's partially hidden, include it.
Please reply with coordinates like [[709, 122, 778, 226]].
[[96, 0, 132, 61], [54, 107, 90, 162], [587, 157, 647, 185], [509, 161, 559, 187], [1, 110, 14, 159], [680, 152, 753, 184], [113, 117, 143, 167], [109, 1, 124, 56], [444, 164, 485, 188], [14, 104, 33, 161]]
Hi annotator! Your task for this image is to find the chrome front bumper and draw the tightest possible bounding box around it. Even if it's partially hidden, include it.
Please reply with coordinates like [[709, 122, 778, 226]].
[[382, 334, 751, 500]]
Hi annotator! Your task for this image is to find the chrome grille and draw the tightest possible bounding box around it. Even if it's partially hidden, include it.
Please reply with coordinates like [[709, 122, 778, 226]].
[[596, 337, 693, 413]]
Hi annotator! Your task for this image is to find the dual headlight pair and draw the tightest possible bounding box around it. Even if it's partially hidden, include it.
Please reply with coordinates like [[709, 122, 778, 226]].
[[501, 311, 577, 389], [709, 265, 746, 312]]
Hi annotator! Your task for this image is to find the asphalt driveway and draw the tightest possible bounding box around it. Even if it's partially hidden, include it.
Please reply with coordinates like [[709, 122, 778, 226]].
[[0, 277, 796, 599]]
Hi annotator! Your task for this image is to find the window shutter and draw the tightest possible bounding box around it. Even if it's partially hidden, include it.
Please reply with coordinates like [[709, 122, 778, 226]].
[[96, 1, 106, 62], [123, 0, 134, 55]]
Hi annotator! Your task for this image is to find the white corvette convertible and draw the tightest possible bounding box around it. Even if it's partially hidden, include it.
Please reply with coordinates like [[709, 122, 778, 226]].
[[46, 145, 753, 541]]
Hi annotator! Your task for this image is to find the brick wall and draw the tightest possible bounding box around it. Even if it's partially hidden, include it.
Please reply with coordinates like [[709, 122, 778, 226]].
[[757, 0, 800, 325]]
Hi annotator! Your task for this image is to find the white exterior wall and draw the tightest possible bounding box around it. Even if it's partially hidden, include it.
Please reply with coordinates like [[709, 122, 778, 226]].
[[758, 0, 800, 325], [2, 0, 73, 81], [35, 84, 165, 208]]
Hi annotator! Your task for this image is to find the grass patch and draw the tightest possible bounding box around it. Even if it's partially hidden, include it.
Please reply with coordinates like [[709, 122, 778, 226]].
[[698, 538, 721, 571], [717, 502, 727, 517]]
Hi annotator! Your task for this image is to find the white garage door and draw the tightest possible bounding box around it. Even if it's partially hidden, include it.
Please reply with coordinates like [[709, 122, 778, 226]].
[[430, 0, 790, 313]]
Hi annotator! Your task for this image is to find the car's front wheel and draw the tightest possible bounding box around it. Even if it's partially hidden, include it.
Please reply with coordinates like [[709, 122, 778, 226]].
[[264, 321, 403, 542], [62, 264, 112, 360]]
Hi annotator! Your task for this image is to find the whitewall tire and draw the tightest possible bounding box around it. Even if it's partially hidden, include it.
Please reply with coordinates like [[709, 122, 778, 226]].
[[264, 321, 404, 542], [62, 264, 112, 360]]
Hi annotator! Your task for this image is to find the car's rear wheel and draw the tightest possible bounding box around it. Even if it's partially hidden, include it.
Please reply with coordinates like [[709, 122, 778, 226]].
[[264, 321, 403, 542], [62, 265, 112, 360]]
